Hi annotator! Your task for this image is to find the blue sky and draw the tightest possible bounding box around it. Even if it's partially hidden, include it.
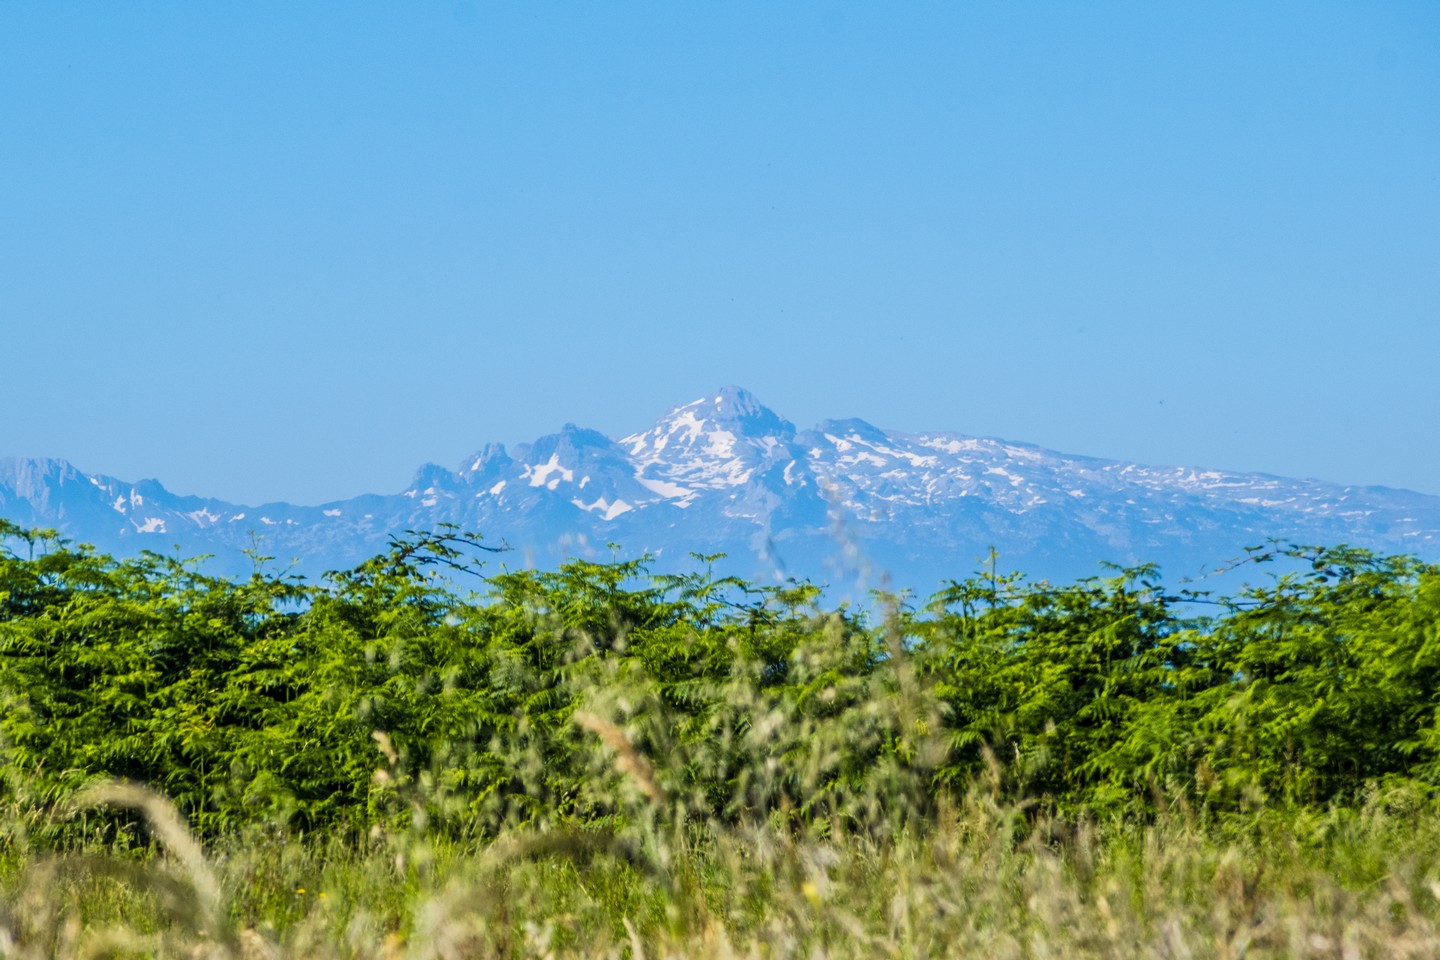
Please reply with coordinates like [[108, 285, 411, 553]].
[[2, 2, 1436, 504]]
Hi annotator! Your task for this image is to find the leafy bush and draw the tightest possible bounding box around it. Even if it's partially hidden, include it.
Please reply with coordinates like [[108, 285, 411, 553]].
[[3, 518, 1440, 842]]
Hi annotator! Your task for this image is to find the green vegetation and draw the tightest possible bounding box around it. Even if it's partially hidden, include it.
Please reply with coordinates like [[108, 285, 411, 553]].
[[3, 519, 1440, 957]]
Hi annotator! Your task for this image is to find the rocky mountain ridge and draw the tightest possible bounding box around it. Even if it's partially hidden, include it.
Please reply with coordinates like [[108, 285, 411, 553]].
[[4, 387, 1437, 592]]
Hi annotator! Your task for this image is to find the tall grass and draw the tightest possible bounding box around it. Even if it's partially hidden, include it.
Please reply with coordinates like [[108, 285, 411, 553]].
[[6, 753, 1440, 957]]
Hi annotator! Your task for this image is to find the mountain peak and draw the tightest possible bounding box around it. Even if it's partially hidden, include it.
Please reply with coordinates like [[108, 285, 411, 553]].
[[813, 418, 889, 444], [658, 386, 796, 438], [0, 456, 95, 502], [516, 423, 623, 466], [707, 385, 771, 419], [409, 462, 460, 489], [615, 387, 799, 489], [460, 443, 512, 477]]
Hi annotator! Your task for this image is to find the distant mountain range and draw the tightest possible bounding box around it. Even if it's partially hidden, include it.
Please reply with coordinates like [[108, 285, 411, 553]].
[[3, 386, 1438, 594]]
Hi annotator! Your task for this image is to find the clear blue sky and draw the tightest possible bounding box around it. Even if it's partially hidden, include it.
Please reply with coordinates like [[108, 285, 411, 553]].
[[2, 2, 1436, 504]]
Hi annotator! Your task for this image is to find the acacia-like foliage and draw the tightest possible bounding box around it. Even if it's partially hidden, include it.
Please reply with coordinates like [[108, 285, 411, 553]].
[[2, 517, 1438, 841]]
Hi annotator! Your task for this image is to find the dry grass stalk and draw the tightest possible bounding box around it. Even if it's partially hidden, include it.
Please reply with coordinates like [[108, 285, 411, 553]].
[[572, 711, 665, 806]]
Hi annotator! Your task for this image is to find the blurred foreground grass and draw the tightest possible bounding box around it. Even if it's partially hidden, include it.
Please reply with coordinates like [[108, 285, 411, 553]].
[[5, 773, 1440, 959]]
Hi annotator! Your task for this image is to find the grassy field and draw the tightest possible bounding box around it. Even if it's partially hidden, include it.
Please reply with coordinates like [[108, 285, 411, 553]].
[[6, 774, 1440, 959]]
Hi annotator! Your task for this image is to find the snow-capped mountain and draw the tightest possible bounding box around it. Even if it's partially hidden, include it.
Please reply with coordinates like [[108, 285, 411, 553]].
[[3, 386, 1438, 593]]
